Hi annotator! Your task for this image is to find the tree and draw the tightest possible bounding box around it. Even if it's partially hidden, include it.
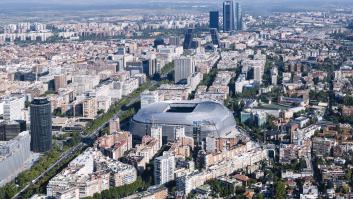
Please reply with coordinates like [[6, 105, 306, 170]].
[[275, 180, 286, 199], [342, 184, 350, 194], [0, 183, 18, 199], [100, 128, 109, 136], [298, 159, 307, 171], [236, 185, 245, 195], [266, 115, 277, 130], [84, 177, 148, 199], [207, 179, 234, 197], [187, 192, 196, 199], [254, 193, 265, 199]]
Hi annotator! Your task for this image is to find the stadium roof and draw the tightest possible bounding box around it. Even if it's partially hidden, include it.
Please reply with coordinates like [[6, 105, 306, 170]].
[[132, 100, 236, 137]]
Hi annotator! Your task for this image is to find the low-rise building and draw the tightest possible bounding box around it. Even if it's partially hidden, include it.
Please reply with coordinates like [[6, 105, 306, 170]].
[[125, 135, 161, 172], [312, 137, 336, 156], [47, 148, 137, 199], [176, 143, 267, 196], [141, 90, 161, 108], [123, 185, 168, 199], [97, 131, 132, 160]]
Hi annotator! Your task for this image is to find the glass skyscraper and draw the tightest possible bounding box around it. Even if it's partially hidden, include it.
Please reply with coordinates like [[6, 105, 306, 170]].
[[210, 28, 220, 46], [223, 0, 235, 32], [235, 2, 243, 31], [209, 11, 219, 30], [30, 98, 52, 153], [183, 28, 194, 50]]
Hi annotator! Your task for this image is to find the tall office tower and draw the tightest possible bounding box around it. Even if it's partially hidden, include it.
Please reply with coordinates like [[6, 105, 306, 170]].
[[151, 125, 163, 149], [154, 152, 175, 185], [210, 28, 221, 46], [30, 98, 52, 153], [209, 11, 219, 30], [174, 56, 195, 84], [235, 2, 243, 30], [183, 28, 194, 50], [223, 0, 235, 32]]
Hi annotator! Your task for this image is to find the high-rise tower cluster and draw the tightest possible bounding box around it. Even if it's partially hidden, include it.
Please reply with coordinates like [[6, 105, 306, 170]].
[[209, 1, 243, 33]]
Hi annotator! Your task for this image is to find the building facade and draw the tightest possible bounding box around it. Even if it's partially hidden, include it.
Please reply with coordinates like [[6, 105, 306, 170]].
[[30, 98, 52, 153], [174, 57, 195, 84], [223, 0, 235, 32], [183, 29, 194, 50], [154, 153, 175, 185], [235, 2, 243, 31], [141, 90, 160, 108], [209, 11, 220, 30]]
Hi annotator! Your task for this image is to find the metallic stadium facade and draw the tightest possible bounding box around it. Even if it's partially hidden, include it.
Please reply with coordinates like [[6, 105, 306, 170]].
[[130, 100, 237, 140]]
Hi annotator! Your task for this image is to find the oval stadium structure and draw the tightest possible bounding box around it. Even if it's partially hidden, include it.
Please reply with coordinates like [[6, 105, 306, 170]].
[[130, 100, 237, 140]]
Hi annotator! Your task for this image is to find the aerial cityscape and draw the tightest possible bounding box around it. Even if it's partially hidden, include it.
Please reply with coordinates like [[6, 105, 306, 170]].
[[0, 0, 353, 198]]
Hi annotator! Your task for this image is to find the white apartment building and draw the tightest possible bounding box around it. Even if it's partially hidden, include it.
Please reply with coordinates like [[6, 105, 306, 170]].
[[141, 90, 160, 108], [174, 57, 195, 84], [47, 148, 137, 199], [71, 75, 100, 95], [271, 67, 278, 85], [122, 78, 139, 96], [253, 65, 264, 84], [176, 145, 267, 195], [154, 152, 175, 185], [3, 95, 26, 122], [0, 131, 36, 186], [235, 74, 253, 93], [151, 125, 163, 149]]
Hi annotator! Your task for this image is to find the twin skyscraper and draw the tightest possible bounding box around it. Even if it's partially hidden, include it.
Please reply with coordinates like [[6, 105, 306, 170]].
[[182, 1, 243, 49], [209, 1, 243, 32]]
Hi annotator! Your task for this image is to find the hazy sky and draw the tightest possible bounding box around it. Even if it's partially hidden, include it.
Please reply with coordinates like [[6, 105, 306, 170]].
[[1, 0, 352, 5], [1, 0, 351, 4], [0, 0, 352, 13]]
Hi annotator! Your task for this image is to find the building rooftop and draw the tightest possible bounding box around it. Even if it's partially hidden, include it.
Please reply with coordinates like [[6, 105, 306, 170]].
[[132, 100, 236, 137]]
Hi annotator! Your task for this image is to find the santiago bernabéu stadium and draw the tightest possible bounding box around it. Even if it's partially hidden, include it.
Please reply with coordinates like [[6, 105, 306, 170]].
[[130, 100, 238, 140]]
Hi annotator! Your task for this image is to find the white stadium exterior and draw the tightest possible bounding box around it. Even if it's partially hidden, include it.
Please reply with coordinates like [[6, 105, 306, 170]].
[[130, 100, 238, 140]]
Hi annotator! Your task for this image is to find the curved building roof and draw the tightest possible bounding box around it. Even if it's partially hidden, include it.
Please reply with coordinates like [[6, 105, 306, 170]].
[[132, 100, 236, 137]]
